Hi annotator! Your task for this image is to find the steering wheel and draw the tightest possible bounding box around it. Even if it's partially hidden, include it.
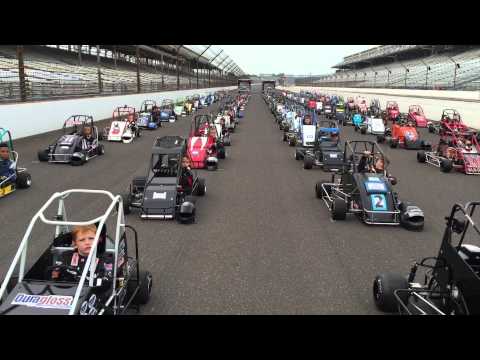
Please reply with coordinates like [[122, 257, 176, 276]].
[[45, 264, 78, 281]]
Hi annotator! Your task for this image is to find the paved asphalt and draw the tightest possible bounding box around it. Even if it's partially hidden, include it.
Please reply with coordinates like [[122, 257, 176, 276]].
[[0, 88, 478, 314]]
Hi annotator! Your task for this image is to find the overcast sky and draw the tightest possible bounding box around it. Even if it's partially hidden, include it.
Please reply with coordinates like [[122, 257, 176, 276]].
[[217, 45, 379, 76]]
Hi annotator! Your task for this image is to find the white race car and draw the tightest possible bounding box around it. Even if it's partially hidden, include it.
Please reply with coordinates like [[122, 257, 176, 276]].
[[361, 115, 387, 142], [104, 106, 141, 144]]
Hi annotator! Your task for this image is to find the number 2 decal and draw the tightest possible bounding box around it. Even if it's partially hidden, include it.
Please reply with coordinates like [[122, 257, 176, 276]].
[[370, 194, 387, 211]]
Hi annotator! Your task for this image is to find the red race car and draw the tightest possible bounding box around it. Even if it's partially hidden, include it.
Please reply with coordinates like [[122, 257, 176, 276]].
[[383, 101, 400, 123], [187, 114, 225, 171], [407, 105, 428, 128], [355, 97, 368, 114], [429, 109, 470, 135], [386, 116, 431, 150], [417, 128, 480, 175]]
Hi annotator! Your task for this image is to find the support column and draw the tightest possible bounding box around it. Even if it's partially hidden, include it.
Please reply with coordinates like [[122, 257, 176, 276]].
[[16, 46, 27, 102], [97, 45, 102, 94], [136, 46, 141, 93]]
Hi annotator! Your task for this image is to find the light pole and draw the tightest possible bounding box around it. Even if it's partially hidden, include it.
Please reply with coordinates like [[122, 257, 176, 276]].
[[420, 59, 431, 89], [447, 56, 460, 89], [385, 67, 391, 87]]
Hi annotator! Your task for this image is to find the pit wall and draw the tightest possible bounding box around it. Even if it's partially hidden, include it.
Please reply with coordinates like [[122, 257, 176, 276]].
[[279, 86, 480, 129], [0, 86, 236, 139]]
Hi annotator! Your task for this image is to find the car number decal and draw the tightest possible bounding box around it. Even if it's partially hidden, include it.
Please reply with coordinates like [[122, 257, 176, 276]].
[[370, 194, 387, 211]]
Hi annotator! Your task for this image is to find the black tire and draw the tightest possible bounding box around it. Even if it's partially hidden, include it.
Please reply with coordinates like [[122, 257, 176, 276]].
[[295, 150, 302, 161], [207, 163, 218, 171], [377, 135, 385, 143], [70, 157, 84, 166], [283, 133, 287, 142], [304, 157, 314, 169], [373, 273, 408, 313], [217, 147, 226, 159], [440, 158, 453, 173], [16, 171, 31, 188], [97, 144, 105, 156], [98, 133, 104, 141], [360, 127, 367, 135], [315, 181, 328, 199], [37, 149, 49, 162], [122, 193, 131, 215], [428, 125, 435, 133], [390, 139, 398, 148], [331, 198, 347, 220], [417, 151, 426, 163], [195, 178, 206, 196], [129, 270, 153, 306], [289, 138, 296, 147]]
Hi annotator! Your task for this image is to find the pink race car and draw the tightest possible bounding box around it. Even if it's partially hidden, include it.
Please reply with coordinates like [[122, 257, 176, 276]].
[[408, 105, 428, 127]]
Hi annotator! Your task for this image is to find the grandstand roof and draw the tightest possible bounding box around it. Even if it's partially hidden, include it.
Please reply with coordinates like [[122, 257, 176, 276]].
[[333, 45, 459, 69]]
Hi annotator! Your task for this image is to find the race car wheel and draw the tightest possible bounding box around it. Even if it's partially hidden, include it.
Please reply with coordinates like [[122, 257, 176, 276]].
[[16, 172, 31, 188], [417, 151, 426, 163], [422, 141, 432, 151], [218, 147, 226, 159], [38, 149, 49, 162], [428, 124, 435, 133], [195, 178, 206, 196], [223, 136, 231, 146], [283, 133, 287, 142], [332, 198, 347, 220], [129, 270, 153, 306], [304, 157, 314, 170], [376, 135, 385, 143], [97, 144, 105, 156], [137, 129, 142, 138], [71, 157, 85, 166], [390, 139, 399, 148], [360, 127, 367, 135], [295, 150, 302, 161], [122, 194, 131, 215], [440, 159, 453, 173], [207, 163, 218, 171], [289, 138, 296, 147], [373, 273, 408, 313], [315, 181, 327, 199], [354, 126, 358, 132]]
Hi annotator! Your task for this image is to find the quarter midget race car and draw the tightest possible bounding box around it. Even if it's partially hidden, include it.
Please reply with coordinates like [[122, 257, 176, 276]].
[[123, 136, 206, 222], [38, 115, 105, 166], [302, 120, 344, 172], [0, 127, 31, 198], [407, 105, 428, 128], [386, 116, 431, 150], [383, 101, 400, 123], [137, 100, 161, 130], [417, 128, 480, 175], [373, 201, 480, 315], [104, 106, 141, 143], [0, 189, 152, 315], [187, 114, 226, 170], [159, 100, 177, 123], [359, 113, 388, 142], [428, 109, 469, 135], [315, 141, 424, 230]]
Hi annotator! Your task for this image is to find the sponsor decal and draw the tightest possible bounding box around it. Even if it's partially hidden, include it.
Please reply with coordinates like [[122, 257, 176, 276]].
[[153, 192, 167, 200], [80, 300, 89, 315], [370, 194, 387, 211], [11, 293, 73, 310], [88, 294, 97, 308], [366, 181, 387, 192]]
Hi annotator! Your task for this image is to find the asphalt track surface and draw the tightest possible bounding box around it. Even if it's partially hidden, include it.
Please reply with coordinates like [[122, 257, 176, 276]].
[[1, 89, 478, 314]]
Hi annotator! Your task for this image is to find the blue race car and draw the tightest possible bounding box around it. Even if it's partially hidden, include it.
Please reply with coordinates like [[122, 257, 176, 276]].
[[137, 100, 160, 130]]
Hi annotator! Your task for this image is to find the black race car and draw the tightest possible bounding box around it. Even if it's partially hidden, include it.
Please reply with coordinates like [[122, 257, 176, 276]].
[[37, 115, 105, 166], [0, 189, 152, 315], [123, 136, 206, 223], [373, 201, 480, 314], [302, 124, 344, 172], [315, 141, 424, 230]]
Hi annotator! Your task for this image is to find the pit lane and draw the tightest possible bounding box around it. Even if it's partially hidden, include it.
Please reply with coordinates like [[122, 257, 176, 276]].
[[0, 88, 477, 314]]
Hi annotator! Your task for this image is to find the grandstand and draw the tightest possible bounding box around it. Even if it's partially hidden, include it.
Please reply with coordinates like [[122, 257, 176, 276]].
[[0, 45, 244, 102], [296, 45, 480, 90]]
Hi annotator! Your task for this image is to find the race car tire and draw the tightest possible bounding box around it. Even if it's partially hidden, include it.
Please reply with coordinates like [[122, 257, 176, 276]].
[[38, 149, 49, 162], [360, 127, 367, 135], [332, 198, 347, 220], [390, 139, 399, 148], [98, 133, 104, 141], [218, 147, 226, 159], [295, 150, 302, 161], [71, 157, 85, 166], [400, 214, 424, 231], [194, 178, 206, 196], [428, 124, 435, 133], [422, 141, 432, 151], [304, 157, 314, 169], [16, 171, 31, 188], [137, 129, 142, 138], [354, 126, 358, 132], [223, 136, 231, 146], [315, 181, 328, 199], [440, 159, 453, 173], [376, 135, 385, 143], [128, 270, 153, 305], [289, 138, 296, 147], [373, 273, 408, 313], [416, 151, 426, 163], [283, 133, 287, 142], [122, 194, 131, 215], [97, 144, 105, 156]]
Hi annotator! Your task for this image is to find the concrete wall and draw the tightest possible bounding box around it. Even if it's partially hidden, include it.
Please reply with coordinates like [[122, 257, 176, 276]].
[[279, 86, 480, 129], [0, 87, 236, 139]]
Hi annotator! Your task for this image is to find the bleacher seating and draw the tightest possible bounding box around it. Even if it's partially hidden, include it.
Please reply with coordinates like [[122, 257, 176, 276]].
[[311, 47, 480, 90], [0, 46, 215, 102]]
